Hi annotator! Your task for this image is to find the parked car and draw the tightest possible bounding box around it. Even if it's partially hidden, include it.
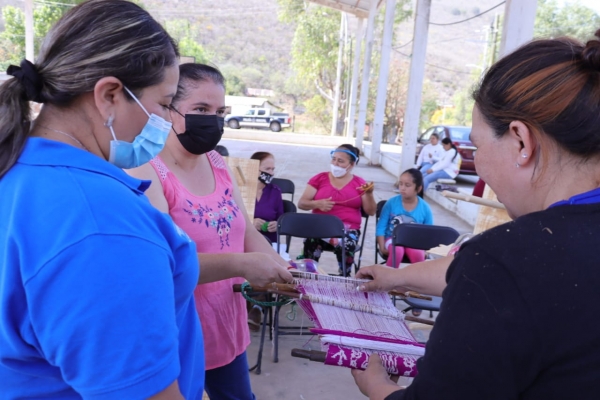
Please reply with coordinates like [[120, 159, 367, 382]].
[[225, 108, 291, 132], [416, 125, 476, 175]]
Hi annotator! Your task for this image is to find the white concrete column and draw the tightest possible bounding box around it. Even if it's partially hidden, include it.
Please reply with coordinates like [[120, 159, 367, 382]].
[[399, 0, 431, 175], [24, 0, 34, 62], [355, 0, 377, 151], [331, 12, 346, 136], [346, 17, 364, 138], [369, 0, 396, 165], [499, 0, 538, 58]]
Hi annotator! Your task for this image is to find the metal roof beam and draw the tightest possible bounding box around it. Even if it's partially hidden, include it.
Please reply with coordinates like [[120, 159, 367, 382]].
[[307, 0, 369, 18]]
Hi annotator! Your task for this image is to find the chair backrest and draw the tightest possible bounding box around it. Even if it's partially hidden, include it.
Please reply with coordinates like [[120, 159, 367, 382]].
[[277, 213, 345, 239], [282, 199, 297, 214], [392, 224, 460, 250], [277, 213, 346, 272], [272, 178, 295, 202], [376, 200, 387, 221], [355, 208, 370, 271], [281, 200, 297, 249]]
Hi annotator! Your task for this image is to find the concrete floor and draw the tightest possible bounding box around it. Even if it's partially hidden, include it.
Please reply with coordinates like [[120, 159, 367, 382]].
[[218, 138, 472, 399]]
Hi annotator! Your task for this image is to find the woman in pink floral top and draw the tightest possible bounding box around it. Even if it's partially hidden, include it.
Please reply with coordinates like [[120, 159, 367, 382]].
[[128, 64, 292, 400]]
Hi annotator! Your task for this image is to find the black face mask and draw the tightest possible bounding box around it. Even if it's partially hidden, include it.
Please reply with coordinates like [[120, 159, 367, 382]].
[[172, 112, 224, 155], [258, 171, 274, 185]]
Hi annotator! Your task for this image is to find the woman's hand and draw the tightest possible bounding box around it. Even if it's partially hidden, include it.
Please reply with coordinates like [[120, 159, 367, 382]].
[[267, 220, 278, 233], [426, 169, 433, 174], [351, 354, 403, 399], [253, 218, 267, 231], [315, 198, 335, 212], [355, 265, 405, 293], [241, 252, 293, 286], [358, 182, 375, 194]]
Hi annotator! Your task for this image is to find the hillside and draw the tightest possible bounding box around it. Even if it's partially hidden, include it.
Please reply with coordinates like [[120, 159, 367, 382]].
[[141, 0, 501, 104], [0, 0, 503, 120]]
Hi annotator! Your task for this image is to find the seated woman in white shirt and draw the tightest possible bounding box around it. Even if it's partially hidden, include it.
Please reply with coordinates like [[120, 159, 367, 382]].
[[415, 133, 444, 174], [422, 137, 462, 190]]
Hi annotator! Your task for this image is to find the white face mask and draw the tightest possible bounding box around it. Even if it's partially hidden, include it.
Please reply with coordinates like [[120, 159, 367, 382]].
[[330, 164, 348, 178]]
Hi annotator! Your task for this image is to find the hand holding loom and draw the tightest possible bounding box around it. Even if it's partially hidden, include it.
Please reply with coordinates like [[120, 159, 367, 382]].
[[351, 354, 404, 400], [232, 253, 293, 287], [356, 260, 451, 298]]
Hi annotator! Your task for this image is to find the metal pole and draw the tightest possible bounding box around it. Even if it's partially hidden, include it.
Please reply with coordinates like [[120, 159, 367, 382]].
[[369, 0, 396, 165], [398, 0, 431, 175], [499, 0, 538, 58], [355, 0, 377, 150], [24, 0, 34, 62], [346, 18, 364, 138], [331, 12, 346, 136]]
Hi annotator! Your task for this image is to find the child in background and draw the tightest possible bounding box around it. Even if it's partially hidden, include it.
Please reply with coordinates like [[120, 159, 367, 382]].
[[376, 169, 434, 268]]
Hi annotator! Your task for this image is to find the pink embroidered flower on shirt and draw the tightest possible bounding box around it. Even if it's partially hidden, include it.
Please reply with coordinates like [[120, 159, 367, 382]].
[[183, 188, 240, 249]]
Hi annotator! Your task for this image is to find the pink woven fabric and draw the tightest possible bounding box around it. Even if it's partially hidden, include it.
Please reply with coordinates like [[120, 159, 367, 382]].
[[324, 343, 419, 377], [150, 152, 249, 370]]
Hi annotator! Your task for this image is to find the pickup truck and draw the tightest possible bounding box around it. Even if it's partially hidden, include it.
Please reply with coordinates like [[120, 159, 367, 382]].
[[225, 108, 291, 132]]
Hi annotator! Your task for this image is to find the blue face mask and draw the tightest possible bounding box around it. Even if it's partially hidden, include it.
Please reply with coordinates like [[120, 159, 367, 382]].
[[107, 86, 172, 169]]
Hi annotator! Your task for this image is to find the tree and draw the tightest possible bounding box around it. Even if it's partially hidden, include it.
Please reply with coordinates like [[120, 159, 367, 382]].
[[1, 2, 78, 69], [278, 0, 412, 135], [535, 0, 600, 42], [163, 19, 210, 64]]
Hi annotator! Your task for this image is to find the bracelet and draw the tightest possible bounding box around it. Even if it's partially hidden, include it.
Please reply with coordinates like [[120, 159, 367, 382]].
[[261, 222, 269, 232]]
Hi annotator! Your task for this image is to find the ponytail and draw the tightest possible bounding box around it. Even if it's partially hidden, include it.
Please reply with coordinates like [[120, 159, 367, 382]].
[[0, 78, 33, 178], [441, 137, 458, 161]]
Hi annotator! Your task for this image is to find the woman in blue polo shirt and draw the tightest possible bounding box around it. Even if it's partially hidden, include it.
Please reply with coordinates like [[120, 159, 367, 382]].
[[0, 1, 204, 398]]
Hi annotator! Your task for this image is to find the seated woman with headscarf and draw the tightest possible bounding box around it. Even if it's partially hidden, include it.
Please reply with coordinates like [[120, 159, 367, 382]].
[[298, 144, 376, 276]]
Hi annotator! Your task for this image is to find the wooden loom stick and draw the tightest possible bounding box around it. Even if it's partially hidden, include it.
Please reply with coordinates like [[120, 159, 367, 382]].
[[291, 348, 327, 362], [441, 190, 506, 209], [233, 283, 433, 301]]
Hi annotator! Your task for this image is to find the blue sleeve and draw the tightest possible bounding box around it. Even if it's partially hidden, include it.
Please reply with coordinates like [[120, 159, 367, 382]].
[[376, 198, 394, 237], [25, 234, 181, 399]]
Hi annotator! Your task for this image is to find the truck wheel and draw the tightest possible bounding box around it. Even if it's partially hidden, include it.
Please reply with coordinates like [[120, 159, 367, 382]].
[[270, 121, 281, 132], [228, 119, 240, 129]]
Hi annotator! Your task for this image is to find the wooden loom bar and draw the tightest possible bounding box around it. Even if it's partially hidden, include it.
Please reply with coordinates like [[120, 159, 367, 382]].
[[233, 283, 433, 301], [441, 190, 506, 209], [291, 348, 327, 363]]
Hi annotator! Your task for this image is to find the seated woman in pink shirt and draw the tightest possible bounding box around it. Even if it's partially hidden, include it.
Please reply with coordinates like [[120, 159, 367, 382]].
[[298, 145, 377, 275]]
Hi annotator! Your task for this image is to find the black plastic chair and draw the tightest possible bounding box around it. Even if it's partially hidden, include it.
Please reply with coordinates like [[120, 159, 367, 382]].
[[261, 213, 346, 365], [391, 224, 459, 315], [272, 178, 295, 202], [281, 200, 296, 250], [374, 200, 388, 264], [354, 208, 370, 273]]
